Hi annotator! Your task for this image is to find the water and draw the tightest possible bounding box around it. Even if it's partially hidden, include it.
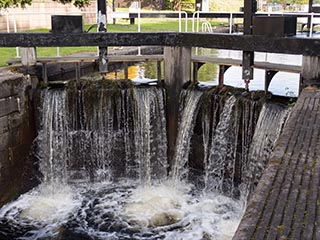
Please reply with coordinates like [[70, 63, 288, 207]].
[[0, 83, 290, 240], [171, 89, 203, 182], [241, 103, 289, 198], [106, 49, 301, 97], [204, 95, 239, 195], [0, 181, 244, 240]]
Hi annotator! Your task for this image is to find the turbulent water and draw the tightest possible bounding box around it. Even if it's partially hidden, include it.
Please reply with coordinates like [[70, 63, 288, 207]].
[[0, 84, 290, 240]]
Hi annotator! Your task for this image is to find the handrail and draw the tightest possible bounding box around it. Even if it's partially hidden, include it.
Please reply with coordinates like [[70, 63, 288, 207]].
[[130, 10, 188, 32], [202, 21, 213, 32], [192, 11, 320, 36]]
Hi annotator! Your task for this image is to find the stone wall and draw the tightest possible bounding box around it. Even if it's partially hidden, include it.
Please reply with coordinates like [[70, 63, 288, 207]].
[[0, 70, 38, 207], [0, 0, 99, 32]]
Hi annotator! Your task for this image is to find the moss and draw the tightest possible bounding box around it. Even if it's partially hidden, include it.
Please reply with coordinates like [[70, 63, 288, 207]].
[[312, 158, 317, 170], [277, 225, 285, 233], [38, 82, 48, 89]]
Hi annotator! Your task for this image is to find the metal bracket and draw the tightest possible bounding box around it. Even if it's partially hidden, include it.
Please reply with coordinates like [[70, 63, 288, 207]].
[[265, 70, 278, 92]]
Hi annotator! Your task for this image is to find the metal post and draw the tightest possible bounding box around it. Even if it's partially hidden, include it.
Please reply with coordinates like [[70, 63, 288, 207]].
[[242, 0, 256, 91], [138, 2, 141, 56], [309, 13, 314, 37], [179, 11, 182, 32], [6, 12, 10, 33], [98, 0, 108, 76], [229, 13, 233, 34], [308, 0, 313, 30], [13, 15, 19, 57]]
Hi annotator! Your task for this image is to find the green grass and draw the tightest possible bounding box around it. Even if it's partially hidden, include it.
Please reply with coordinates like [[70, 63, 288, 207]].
[[0, 19, 224, 66]]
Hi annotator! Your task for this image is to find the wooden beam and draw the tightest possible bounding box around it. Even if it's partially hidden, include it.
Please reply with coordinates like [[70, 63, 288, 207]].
[[164, 46, 191, 169], [1, 32, 320, 56]]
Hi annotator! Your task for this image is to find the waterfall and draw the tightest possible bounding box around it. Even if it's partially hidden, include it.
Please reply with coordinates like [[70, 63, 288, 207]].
[[37, 89, 69, 184], [201, 93, 288, 198], [36, 84, 167, 184], [241, 103, 288, 198], [0, 82, 292, 240], [204, 95, 239, 194], [133, 87, 168, 185], [171, 89, 203, 182]]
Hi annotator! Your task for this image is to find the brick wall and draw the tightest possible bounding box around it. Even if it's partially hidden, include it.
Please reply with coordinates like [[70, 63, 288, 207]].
[[0, 71, 38, 207]]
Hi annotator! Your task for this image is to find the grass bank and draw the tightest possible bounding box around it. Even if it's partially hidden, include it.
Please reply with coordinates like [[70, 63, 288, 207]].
[[0, 19, 225, 66]]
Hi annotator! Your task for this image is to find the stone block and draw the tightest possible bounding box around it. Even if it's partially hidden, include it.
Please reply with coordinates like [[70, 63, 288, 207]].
[[8, 112, 24, 130], [0, 97, 20, 118], [0, 74, 24, 99], [0, 132, 9, 151], [8, 128, 22, 147], [0, 116, 8, 134]]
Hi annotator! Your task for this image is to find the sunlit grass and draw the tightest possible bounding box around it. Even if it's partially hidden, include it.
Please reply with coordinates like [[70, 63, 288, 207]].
[[0, 19, 224, 66]]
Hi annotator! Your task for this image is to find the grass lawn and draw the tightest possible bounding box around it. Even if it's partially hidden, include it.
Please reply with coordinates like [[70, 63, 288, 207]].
[[0, 19, 224, 67]]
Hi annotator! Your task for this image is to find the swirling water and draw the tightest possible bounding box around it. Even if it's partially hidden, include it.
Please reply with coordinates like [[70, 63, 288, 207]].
[[0, 85, 288, 240]]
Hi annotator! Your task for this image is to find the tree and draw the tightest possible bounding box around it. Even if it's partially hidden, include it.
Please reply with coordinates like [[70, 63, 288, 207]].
[[0, 0, 91, 9], [0, 0, 32, 9], [166, 0, 181, 10]]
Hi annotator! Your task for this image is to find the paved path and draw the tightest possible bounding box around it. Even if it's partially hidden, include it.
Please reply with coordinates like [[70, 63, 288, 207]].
[[234, 86, 320, 240]]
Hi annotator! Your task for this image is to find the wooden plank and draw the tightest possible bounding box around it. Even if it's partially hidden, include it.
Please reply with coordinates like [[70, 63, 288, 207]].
[[191, 55, 242, 65], [2, 32, 320, 56], [8, 53, 302, 74], [254, 62, 301, 73]]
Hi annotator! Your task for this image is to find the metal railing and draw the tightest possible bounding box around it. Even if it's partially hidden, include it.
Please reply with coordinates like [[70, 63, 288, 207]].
[[3, 10, 188, 58]]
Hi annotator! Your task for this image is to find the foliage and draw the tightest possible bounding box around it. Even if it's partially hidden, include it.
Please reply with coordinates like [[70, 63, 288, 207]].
[[0, 0, 91, 8], [267, 0, 308, 4], [0, 0, 32, 9], [51, 0, 91, 8], [210, 0, 243, 12], [165, 0, 188, 10]]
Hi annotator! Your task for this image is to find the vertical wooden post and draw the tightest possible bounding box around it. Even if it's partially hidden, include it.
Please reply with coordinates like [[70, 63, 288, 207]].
[[75, 62, 81, 83], [193, 62, 199, 82], [164, 46, 191, 169], [218, 65, 231, 86], [123, 62, 128, 80], [98, 0, 108, 75], [21, 47, 37, 67], [157, 61, 162, 82], [42, 63, 48, 84], [301, 55, 320, 88]]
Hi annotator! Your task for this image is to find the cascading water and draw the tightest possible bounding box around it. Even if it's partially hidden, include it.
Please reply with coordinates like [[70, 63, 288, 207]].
[[133, 88, 168, 184], [204, 95, 239, 195], [171, 89, 203, 182], [240, 102, 289, 198], [0, 82, 290, 240]]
